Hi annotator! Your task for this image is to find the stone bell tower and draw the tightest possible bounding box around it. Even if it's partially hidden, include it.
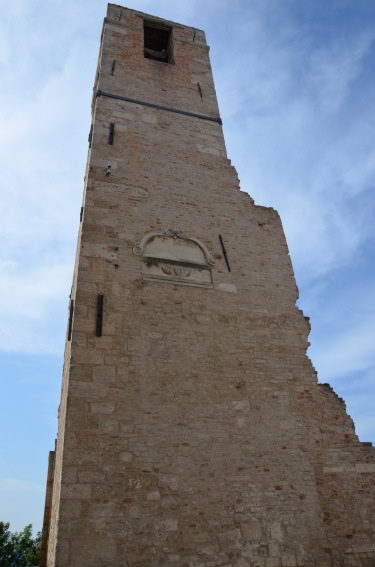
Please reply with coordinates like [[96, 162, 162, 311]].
[[40, 5, 375, 567]]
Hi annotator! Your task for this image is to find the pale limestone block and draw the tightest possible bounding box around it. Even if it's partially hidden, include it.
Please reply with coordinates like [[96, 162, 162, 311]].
[[217, 283, 237, 293], [232, 400, 250, 411], [62, 467, 78, 483], [78, 471, 105, 483], [161, 495, 179, 509], [269, 541, 280, 557], [69, 449, 101, 465], [126, 503, 142, 518], [147, 491, 161, 500], [102, 419, 119, 434], [240, 520, 262, 541], [156, 518, 178, 532], [68, 414, 100, 432], [167, 554, 180, 562], [92, 484, 117, 499], [236, 558, 261, 567], [132, 187, 149, 198], [196, 144, 221, 156], [92, 365, 115, 383], [94, 335, 114, 348], [270, 522, 284, 542], [347, 543, 375, 553], [70, 382, 106, 398], [70, 537, 116, 562], [59, 500, 81, 520], [151, 343, 168, 357], [120, 423, 134, 433], [119, 451, 133, 463], [81, 243, 119, 261], [355, 463, 375, 473], [323, 465, 355, 473], [201, 544, 220, 556], [142, 112, 157, 124], [281, 555, 297, 567], [90, 501, 117, 518], [72, 348, 103, 364], [90, 402, 115, 414], [148, 331, 163, 338], [157, 474, 179, 492], [55, 540, 70, 565], [62, 483, 92, 499], [279, 420, 293, 430], [195, 314, 211, 324], [107, 355, 129, 368], [236, 416, 248, 428]]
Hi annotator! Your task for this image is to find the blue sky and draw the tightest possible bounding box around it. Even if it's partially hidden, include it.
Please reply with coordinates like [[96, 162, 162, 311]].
[[1, 0, 375, 534]]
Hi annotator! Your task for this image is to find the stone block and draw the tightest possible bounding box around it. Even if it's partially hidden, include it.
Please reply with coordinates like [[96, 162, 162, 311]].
[[240, 520, 262, 542]]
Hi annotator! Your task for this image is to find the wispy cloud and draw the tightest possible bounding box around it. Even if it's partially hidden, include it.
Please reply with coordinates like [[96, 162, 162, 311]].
[[0, 4, 99, 353], [213, 8, 375, 290], [307, 31, 374, 113]]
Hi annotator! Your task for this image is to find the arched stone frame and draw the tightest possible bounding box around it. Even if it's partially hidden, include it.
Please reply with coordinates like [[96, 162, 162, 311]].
[[133, 230, 215, 286]]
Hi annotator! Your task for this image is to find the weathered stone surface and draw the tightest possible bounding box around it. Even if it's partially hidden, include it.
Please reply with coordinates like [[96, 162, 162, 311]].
[[40, 5, 375, 567]]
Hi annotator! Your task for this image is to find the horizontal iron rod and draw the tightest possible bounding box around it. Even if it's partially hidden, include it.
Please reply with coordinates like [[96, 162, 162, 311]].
[[96, 89, 222, 125]]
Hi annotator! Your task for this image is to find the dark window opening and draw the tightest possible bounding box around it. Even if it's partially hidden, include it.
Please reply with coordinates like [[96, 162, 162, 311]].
[[144, 21, 173, 63]]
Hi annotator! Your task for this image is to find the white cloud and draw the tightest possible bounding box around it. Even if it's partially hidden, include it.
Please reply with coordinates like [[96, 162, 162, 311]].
[[315, 318, 375, 380], [307, 32, 374, 113], [0, 7, 98, 354]]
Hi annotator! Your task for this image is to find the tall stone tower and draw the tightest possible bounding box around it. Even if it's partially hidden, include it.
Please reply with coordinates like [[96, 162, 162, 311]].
[[40, 5, 375, 567]]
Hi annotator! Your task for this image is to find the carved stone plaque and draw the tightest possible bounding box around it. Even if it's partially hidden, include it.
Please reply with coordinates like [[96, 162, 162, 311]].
[[133, 230, 214, 286]]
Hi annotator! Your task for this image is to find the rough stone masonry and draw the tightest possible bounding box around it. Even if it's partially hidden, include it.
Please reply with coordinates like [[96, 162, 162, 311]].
[[40, 5, 375, 567]]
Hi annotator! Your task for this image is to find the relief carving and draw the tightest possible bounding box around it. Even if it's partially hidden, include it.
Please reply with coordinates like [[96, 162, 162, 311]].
[[133, 230, 214, 286]]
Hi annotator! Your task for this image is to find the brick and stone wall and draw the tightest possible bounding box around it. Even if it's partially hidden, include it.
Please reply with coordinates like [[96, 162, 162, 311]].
[[41, 6, 375, 567]]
